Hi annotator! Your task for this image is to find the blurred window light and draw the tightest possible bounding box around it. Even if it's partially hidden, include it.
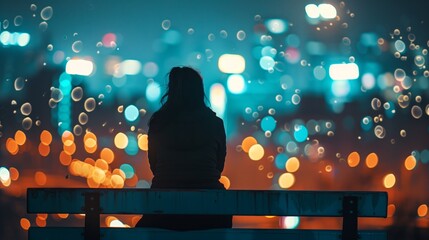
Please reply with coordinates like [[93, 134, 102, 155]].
[[0, 31, 30, 46], [362, 73, 376, 90], [66, 59, 94, 76], [17, 33, 30, 46], [218, 54, 245, 74], [146, 82, 161, 102], [265, 19, 288, 34], [227, 74, 245, 94], [329, 63, 359, 80], [318, 4, 337, 19], [120, 60, 142, 75], [209, 83, 226, 119], [0, 31, 10, 45], [331, 80, 351, 97], [305, 4, 320, 19]]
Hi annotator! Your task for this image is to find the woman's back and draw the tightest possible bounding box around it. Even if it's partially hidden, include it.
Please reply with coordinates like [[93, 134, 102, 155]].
[[149, 107, 226, 188]]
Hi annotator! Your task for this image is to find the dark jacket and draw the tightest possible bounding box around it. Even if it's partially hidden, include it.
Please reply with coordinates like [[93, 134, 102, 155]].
[[148, 106, 226, 188], [136, 107, 232, 230]]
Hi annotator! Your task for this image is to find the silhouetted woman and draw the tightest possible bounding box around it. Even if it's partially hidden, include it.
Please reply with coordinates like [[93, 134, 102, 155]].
[[136, 66, 232, 230]]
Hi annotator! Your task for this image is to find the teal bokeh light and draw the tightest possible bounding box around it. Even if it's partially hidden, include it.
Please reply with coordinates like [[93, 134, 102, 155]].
[[261, 116, 276, 132], [125, 133, 139, 156], [124, 105, 139, 122], [120, 163, 135, 179], [275, 154, 288, 169], [293, 125, 308, 142]]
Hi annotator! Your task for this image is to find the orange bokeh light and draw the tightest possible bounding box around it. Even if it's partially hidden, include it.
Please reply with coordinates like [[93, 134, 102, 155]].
[[59, 151, 72, 166], [9, 167, 19, 181], [20, 218, 31, 230], [14, 130, 27, 146], [35, 171, 47, 186], [404, 155, 417, 171], [62, 130, 75, 146], [365, 152, 379, 168], [63, 142, 77, 155], [219, 176, 231, 189], [241, 136, 257, 153], [138, 134, 149, 151], [40, 130, 53, 145], [100, 148, 115, 164], [347, 151, 360, 167], [38, 143, 51, 157], [6, 138, 19, 155]]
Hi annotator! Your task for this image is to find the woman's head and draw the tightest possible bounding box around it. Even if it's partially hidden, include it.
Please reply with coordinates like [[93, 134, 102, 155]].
[[161, 66, 206, 109]]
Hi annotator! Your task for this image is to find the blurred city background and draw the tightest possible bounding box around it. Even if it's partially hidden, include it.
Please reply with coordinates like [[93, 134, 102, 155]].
[[0, 0, 428, 239]]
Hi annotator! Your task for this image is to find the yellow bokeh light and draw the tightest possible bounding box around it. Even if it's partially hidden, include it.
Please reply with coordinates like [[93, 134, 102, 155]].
[[417, 204, 428, 217], [365, 152, 378, 168], [111, 174, 125, 188], [35, 171, 47, 186], [14, 130, 27, 146], [84, 131, 97, 142], [219, 176, 231, 189], [91, 167, 106, 184], [40, 130, 52, 145], [114, 132, 129, 149], [95, 159, 109, 172], [248, 144, 264, 161], [100, 148, 115, 164], [62, 131, 74, 146], [87, 176, 100, 188], [6, 138, 19, 155], [138, 134, 149, 151], [241, 136, 257, 153], [347, 151, 360, 167], [85, 138, 97, 148], [105, 216, 118, 227], [404, 155, 417, 171], [38, 143, 50, 157], [113, 169, 126, 180], [383, 173, 396, 189], [286, 157, 300, 173], [325, 165, 332, 172], [279, 173, 295, 189]]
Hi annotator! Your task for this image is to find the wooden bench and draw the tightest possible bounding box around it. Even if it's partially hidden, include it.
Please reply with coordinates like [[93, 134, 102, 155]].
[[27, 188, 388, 240]]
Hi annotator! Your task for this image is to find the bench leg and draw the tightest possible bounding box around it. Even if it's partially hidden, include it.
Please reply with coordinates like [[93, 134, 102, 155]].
[[342, 196, 358, 240], [84, 192, 101, 240]]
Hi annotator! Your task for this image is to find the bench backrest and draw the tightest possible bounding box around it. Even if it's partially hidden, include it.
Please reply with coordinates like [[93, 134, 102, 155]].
[[27, 188, 387, 216], [27, 188, 388, 240]]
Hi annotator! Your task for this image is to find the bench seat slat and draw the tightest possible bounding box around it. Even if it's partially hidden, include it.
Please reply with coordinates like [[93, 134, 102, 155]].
[[27, 188, 387, 217], [29, 227, 387, 240]]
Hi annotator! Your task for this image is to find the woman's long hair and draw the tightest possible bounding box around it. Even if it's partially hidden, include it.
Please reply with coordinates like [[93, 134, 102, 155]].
[[150, 67, 209, 125], [160, 66, 206, 110]]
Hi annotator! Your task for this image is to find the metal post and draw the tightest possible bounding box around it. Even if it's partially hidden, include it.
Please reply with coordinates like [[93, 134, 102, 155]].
[[342, 196, 358, 240], [83, 192, 101, 240], [341, 196, 358, 240]]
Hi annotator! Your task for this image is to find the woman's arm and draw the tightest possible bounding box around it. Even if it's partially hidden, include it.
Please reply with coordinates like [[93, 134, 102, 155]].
[[216, 119, 227, 173]]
